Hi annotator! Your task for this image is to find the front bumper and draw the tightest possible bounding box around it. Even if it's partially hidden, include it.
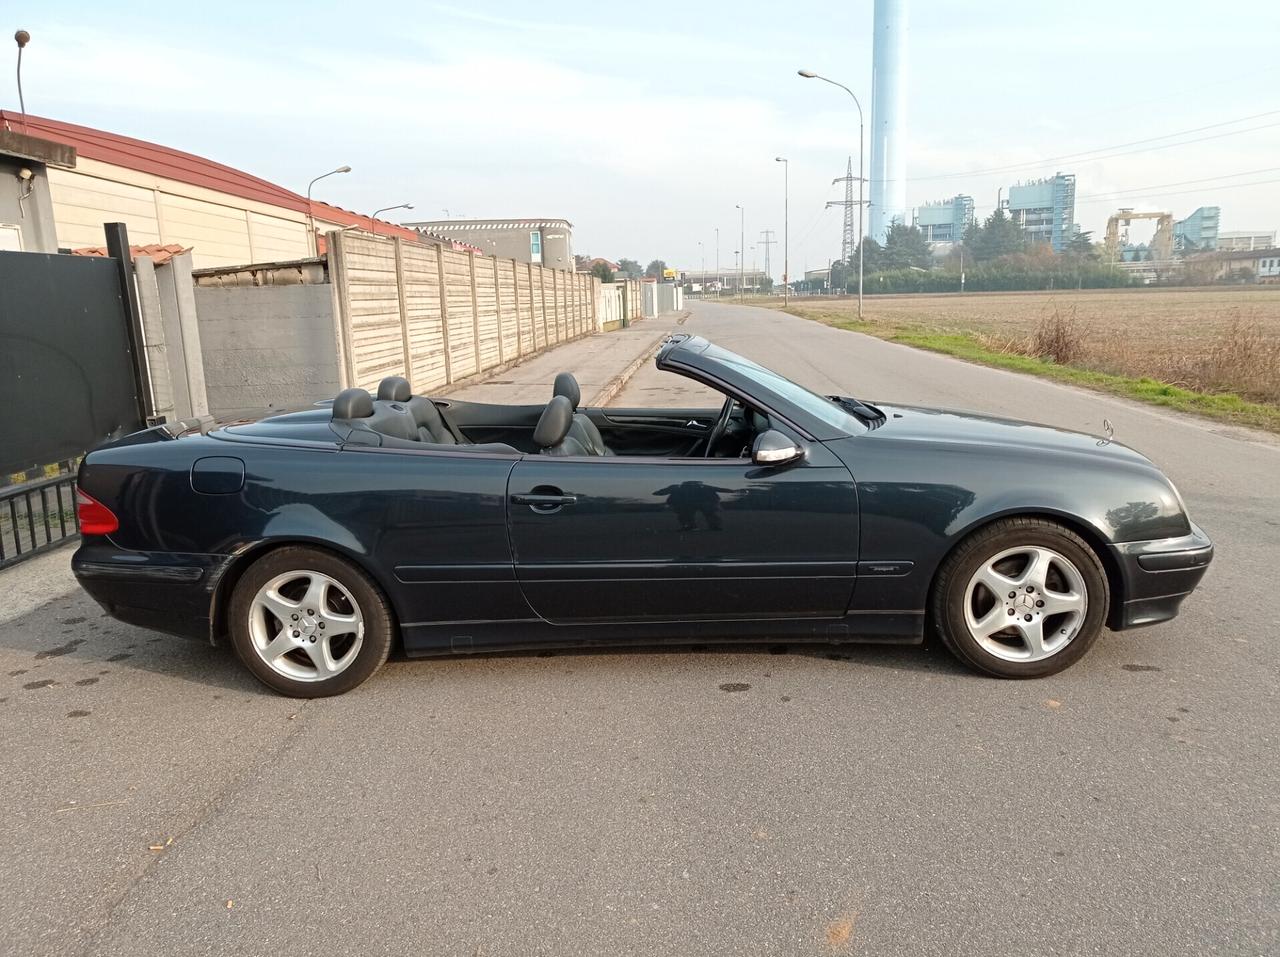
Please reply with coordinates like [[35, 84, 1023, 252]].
[[72, 540, 229, 642], [1108, 523, 1213, 630]]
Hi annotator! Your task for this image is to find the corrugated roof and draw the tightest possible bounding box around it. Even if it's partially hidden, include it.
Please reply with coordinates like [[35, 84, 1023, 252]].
[[407, 219, 573, 231]]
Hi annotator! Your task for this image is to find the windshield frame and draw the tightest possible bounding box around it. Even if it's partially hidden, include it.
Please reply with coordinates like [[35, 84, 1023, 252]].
[[657, 336, 869, 442]]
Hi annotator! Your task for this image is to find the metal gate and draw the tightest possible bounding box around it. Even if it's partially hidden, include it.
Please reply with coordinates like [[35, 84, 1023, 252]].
[[0, 226, 149, 566]]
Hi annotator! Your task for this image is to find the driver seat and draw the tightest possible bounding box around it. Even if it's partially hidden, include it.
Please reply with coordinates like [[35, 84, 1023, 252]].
[[553, 372, 614, 456]]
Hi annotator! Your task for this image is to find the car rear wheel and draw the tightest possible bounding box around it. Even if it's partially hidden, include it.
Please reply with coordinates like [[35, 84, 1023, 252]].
[[932, 518, 1109, 678], [228, 546, 394, 697]]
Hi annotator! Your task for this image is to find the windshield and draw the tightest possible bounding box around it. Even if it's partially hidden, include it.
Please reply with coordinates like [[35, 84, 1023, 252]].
[[701, 343, 867, 433]]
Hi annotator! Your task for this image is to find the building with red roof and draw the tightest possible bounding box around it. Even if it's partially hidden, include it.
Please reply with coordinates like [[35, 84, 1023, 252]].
[[0, 110, 449, 268]]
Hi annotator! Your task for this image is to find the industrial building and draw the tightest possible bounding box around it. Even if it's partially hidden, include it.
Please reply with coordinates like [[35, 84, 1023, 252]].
[[405, 218, 574, 269], [913, 195, 974, 244], [1217, 230, 1276, 252], [1004, 173, 1076, 252], [1173, 206, 1220, 251]]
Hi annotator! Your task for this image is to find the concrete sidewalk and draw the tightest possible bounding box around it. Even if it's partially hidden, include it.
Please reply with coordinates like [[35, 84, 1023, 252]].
[[442, 323, 668, 407]]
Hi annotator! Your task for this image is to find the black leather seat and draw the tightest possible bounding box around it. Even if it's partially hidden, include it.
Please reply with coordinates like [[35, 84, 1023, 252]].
[[378, 376, 460, 444], [535, 395, 590, 456], [332, 384, 516, 453], [553, 372, 613, 455]]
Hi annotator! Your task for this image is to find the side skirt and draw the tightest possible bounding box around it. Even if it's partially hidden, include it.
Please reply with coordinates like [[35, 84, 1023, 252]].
[[400, 611, 924, 657]]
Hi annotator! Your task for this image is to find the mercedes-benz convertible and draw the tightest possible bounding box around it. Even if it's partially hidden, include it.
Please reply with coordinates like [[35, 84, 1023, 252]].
[[72, 334, 1213, 696]]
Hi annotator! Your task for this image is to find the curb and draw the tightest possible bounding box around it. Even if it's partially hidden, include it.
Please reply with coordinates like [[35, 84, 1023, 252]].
[[589, 331, 668, 407]]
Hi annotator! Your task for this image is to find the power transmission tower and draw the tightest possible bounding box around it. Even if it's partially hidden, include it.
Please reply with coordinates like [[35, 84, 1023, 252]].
[[826, 156, 857, 264], [758, 229, 776, 282]]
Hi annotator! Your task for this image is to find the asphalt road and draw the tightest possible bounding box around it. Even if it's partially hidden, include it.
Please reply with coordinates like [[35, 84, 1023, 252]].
[[2, 299, 1276, 956]]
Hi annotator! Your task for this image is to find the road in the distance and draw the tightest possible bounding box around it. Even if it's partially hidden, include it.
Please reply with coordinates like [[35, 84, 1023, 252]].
[[1, 299, 1275, 957]]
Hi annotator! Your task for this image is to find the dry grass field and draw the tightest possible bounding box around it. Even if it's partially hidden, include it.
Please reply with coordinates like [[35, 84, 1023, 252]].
[[777, 286, 1280, 428]]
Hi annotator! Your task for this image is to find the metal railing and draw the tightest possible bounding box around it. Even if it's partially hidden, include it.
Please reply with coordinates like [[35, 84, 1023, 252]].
[[0, 473, 80, 569]]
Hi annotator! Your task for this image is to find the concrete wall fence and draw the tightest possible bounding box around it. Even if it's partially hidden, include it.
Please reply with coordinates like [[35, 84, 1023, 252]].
[[191, 231, 633, 419], [329, 230, 599, 395]]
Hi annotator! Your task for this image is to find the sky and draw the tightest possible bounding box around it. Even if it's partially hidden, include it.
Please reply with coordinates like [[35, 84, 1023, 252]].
[[11, 0, 1280, 278]]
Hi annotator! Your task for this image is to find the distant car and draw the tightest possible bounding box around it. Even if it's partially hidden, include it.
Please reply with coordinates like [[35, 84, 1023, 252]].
[[72, 334, 1213, 697]]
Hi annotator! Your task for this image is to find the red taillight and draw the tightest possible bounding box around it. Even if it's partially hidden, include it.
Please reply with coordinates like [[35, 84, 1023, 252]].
[[76, 489, 119, 535]]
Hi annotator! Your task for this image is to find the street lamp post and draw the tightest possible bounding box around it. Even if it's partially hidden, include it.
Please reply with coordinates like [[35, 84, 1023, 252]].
[[735, 204, 745, 303], [306, 165, 352, 256], [775, 157, 789, 305], [798, 69, 864, 320], [370, 203, 414, 236]]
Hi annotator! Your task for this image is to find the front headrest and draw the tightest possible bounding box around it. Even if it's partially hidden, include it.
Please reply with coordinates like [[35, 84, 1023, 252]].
[[533, 395, 574, 448], [377, 376, 412, 402], [332, 387, 374, 420], [552, 372, 581, 410]]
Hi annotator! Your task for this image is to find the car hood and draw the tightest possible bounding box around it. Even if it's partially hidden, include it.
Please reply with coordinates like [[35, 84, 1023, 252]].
[[866, 401, 1156, 469]]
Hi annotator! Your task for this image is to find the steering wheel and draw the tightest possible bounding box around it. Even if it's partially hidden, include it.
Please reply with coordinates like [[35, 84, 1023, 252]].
[[703, 396, 736, 457]]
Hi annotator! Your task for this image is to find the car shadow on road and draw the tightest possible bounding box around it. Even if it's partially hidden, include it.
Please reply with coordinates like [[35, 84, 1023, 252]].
[[0, 589, 268, 696], [386, 636, 970, 679]]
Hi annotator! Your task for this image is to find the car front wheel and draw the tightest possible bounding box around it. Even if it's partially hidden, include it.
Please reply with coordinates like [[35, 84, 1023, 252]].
[[932, 518, 1109, 678], [228, 546, 394, 697]]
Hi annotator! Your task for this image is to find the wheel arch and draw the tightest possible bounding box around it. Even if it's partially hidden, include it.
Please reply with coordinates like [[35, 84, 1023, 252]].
[[209, 539, 402, 647], [932, 509, 1125, 629]]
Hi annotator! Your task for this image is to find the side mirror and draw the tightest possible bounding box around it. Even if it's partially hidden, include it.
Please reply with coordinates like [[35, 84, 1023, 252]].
[[752, 429, 804, 466]]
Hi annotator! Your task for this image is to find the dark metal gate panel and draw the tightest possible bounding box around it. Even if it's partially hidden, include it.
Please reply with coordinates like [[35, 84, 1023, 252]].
[[0, 250, 145, 476]]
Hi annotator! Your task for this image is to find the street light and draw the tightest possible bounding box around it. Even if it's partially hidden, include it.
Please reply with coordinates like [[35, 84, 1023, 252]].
[[798, 68, 864, 320], [735, 204, 745, 303], [775, 157, 789, 305], [306, 165, 352, 256], [370, 203, 414, 236]]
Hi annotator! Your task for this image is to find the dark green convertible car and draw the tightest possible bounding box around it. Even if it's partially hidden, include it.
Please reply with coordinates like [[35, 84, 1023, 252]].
[[73, 334, 1213, 697]]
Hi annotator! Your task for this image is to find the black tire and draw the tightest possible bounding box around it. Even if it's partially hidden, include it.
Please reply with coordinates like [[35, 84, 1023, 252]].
[[931, 517, 1109, 679], [228, 546, 394, 697]]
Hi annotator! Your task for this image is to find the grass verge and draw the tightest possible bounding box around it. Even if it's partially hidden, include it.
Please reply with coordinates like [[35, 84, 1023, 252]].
[[789, 309, 1280, 434]]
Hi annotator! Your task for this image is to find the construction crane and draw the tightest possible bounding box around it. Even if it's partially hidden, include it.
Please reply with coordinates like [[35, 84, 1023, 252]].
[[1104, 208, 1174, 261]]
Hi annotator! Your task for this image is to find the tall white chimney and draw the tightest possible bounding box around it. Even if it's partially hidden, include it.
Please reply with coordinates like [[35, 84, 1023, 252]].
[[869, 0, 908, 240]]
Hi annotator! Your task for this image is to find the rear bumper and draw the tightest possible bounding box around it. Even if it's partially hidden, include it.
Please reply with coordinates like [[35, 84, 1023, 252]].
[[1108, 523, 1213, 630], [72, 540, 227, 642]]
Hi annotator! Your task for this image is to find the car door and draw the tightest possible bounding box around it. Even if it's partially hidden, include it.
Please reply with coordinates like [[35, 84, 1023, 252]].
[[506, 438, 859, 624]]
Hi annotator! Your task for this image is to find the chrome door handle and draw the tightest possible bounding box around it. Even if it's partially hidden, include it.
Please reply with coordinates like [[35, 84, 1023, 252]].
[[511, 493, 578, 507]]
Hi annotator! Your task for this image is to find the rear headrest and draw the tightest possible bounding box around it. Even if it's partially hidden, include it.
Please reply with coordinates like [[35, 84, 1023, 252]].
[[332, 387, 374, 420], [533, 395, 574, 448], [377, 376, 412, 402], [552, 371, 581, 410]]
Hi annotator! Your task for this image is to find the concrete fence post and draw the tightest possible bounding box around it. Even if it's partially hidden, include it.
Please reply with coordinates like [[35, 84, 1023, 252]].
[[514, 260, 524, 357], [328, 230, 358, 389], [468, 253, 481, 373], [493, 255, 506, 366], [537, 266, 549, 349], [435, 245, 453, 385], [393, 237, 412, 380]]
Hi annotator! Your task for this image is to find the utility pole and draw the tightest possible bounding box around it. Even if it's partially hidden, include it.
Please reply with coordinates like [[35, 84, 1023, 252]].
[[828, 157, 858, 265], [735, 204, 745, 303], [715, 227, 720, 298], [775, 157, 789, 304], [799, 70, 866, 319], [758, 229, 776, 290]]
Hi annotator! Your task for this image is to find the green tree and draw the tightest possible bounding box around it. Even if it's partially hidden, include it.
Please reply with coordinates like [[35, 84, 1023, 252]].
[[590, 261, 616, 283], [881, 223, 933, 270], [645, 259, 668, 279], [964, 209, 1029, 262], [1065, 230, 1100, 261], [617, 258, 643, 279]]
